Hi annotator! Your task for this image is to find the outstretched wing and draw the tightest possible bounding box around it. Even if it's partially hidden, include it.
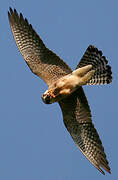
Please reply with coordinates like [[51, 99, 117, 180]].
[[59, 87, 111, 175], [76, 45, 112, 85], [8, 8, 71, 86]]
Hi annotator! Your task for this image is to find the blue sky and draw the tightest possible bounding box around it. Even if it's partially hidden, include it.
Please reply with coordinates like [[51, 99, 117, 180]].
[[0, 0, 118, 179]]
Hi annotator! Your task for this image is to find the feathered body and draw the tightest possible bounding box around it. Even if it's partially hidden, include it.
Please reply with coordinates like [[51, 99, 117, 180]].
[[8, 8, 112, 175]]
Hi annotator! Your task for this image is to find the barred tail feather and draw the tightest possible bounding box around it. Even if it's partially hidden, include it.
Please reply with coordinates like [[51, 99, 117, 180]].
[[76, 45, 112, 85]]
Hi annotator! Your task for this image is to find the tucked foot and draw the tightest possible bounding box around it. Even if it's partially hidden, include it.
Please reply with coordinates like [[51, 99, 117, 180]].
[[81, 69, 95, 84], [73, 65, 93, 76], [72, 65, 95, 86]]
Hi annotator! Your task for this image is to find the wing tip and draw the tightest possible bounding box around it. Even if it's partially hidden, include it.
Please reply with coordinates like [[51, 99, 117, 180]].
[[8, 7, 12, 19], [8, 7, 14, 16], [8, 7, 26, 27], [95, 158, 111, 175], [8, 7, 15, 23], [96, 165, 111, 175], [97, 167, 105, 175]]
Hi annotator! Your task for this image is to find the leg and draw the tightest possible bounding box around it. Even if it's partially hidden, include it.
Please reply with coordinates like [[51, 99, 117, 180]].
[[72, 65, 95, 86], [72, 65, 92, 77]]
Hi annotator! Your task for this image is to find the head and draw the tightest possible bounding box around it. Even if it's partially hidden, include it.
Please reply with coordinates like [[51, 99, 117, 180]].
[[41, 89, 62, 104], [41, 90, 51, 104], [42, 94, 51, 104]]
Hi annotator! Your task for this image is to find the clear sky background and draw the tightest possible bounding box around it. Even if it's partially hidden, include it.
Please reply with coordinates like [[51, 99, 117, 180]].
[[0, 0, 118, 179]]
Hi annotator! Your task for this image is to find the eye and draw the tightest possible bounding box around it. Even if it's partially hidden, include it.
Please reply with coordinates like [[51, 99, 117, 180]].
[[42, 95, 51, 104]]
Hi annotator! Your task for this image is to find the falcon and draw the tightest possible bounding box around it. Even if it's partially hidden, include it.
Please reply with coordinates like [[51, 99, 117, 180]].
[[8, 8, 112, 175]]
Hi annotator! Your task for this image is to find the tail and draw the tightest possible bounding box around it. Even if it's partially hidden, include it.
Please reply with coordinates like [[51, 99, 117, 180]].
[[76, 45, 112, 85]]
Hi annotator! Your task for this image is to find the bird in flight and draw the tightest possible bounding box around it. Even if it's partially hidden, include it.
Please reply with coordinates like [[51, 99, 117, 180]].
[[8, 8, 112, 175]]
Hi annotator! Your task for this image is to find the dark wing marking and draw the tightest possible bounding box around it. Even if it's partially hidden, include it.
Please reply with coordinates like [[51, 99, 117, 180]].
[[59, 87, 111, 175], [8, 8, 71, 86], [76, 45, 112, 85]]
